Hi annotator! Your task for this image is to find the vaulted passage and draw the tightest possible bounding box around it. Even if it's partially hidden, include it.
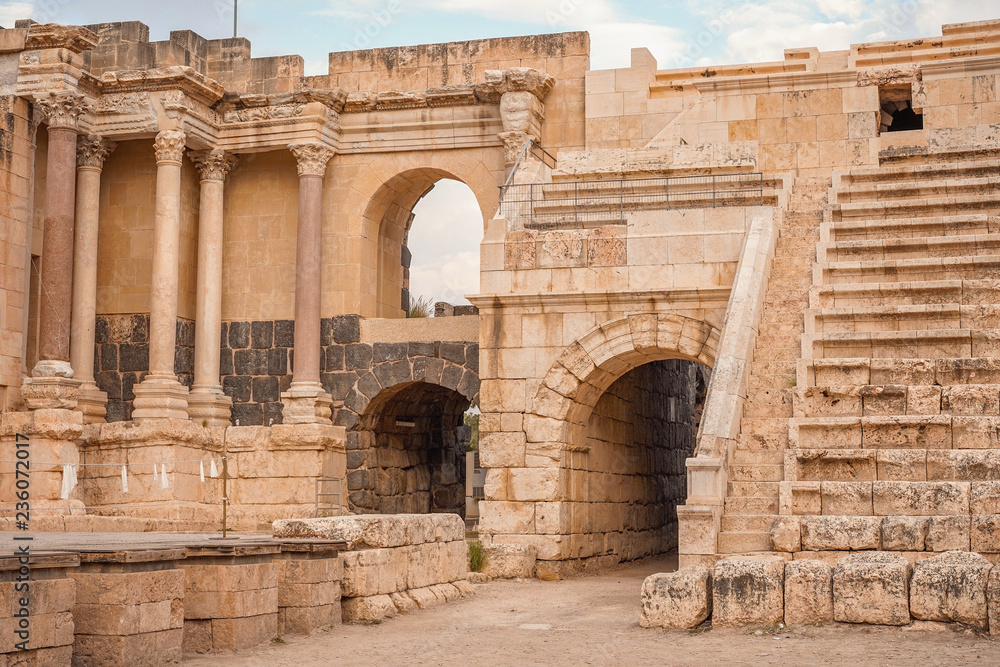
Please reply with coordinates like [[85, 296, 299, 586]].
[[574, 359, 709, 562], [348, 381, 473, 516]]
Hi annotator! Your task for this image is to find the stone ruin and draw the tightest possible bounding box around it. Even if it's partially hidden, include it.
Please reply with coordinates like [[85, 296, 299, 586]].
[[1, 10, 1000, 662]]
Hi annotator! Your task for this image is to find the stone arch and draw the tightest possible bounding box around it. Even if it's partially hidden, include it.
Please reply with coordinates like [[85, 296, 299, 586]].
[[337, 355, 480, 515], [347, 151, 504, 317], [525, 313, 719, 449]]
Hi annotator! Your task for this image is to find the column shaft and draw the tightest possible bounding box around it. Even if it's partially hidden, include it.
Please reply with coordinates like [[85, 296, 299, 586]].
[[193, 178, 225, 388], [293, 174, 323, 385], [36, 126, 78, 369], [148, 156, 183, 376]]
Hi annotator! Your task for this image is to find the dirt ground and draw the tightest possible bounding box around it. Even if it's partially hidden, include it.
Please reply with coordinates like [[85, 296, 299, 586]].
[[183, 556, 1000, 666]]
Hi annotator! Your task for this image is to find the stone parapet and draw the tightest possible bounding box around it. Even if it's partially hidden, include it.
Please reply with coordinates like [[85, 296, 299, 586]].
[[0, 553, 78, 664], [273, 514, 473, 622]]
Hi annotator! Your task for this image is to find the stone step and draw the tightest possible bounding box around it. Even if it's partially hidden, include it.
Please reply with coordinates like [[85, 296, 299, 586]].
[[786, 447, 1000, 483], [724, 496, 780, 515], [727, 481, 779, 498], [805, 357, 1000, 387], [716, 530, 772, 553], [786, 480, 982, 516], [832, 192, 1000, 222], [828, 213, 990, 242], [836, 158, 1000, 187], [720, 515, 776, 533], [792, 382, 1000, 418], [789, 414, 1000, 450], [834, 175, 1000, 205], [810, 279, 1000, 309], [804, 304, 1000, 334], [819, 233, 1000, 263], [819, 255, 1000, 285], [805, 329, 984, 360], [732, 449, 785, 465], [728, 464, 784, 482]]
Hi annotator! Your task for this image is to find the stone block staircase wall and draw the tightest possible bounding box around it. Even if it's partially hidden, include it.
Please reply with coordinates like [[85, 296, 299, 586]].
[[721, 151, 1000, 557], [717, 176, 831, 553]]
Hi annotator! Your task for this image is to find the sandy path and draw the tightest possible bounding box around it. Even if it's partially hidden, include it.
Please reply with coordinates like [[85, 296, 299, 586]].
[[183, 556, 1000, 666]]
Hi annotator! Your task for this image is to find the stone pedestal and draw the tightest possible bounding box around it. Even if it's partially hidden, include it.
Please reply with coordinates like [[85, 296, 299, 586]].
[[20, 375, 83, 410], [280, 382, 333, 424], [187, 389, 233, 427], [132, 375, 190, 422]]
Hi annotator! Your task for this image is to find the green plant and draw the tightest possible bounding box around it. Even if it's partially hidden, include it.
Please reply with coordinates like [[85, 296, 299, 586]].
[[468, 539, 486, 572], [407, 295, 434, 318], [464, 412, 479, 451], [270, 636, 286, 644]]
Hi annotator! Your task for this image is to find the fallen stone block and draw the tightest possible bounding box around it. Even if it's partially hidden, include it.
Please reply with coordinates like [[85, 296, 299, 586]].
[[910, 551, 991, 629], [482, 544, 537, 579], [341, 595, 398, 623], [712, 556, 784, 627], [833, 552, 911, 626], [639, 567, 712, 630], [784, 559, 833, 626]]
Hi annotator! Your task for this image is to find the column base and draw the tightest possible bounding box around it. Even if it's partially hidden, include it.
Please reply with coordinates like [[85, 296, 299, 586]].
[[188, 385, 233, 427], [75, 382, 108, 424], [281, 382, 333, 425], [20, 375, 83, 410], [132, 374, 190, 421]]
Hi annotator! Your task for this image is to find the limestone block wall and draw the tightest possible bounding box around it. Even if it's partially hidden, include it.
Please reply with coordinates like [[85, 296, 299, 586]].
[[273, 514, 474, 622], [0, 92, 33, 414], [583, 359, 708, 562], [0, 554, 76, 664]]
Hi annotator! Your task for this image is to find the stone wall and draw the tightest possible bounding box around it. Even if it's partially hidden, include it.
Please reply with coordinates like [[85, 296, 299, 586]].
[[0, 92, 33, 413], [580, 359, 709, 562], [273, 514, 474, 622], [93, 315, 194, 422]]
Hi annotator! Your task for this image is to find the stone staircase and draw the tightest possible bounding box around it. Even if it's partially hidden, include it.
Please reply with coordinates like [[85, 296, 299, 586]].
[[778, 155, 1000, 556], [717, 176, 831, 553]]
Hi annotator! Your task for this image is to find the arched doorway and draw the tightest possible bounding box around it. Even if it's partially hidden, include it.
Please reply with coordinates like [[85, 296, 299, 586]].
[[356, 159, 501, 318], [341, 355, 481, 516]]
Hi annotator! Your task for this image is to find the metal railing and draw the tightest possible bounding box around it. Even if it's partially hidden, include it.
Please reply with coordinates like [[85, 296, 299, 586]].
[[499, 172, 766, 230], [502, 139, 558, 189]]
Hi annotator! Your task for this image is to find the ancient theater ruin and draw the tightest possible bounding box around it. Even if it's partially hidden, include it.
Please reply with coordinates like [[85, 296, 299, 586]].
[[4, 12, 1000, 660]]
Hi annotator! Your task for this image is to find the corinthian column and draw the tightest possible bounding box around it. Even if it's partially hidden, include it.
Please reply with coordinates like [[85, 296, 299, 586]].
[[21, 91, 92, 409], [187, 149, 238, 426], [70, 135, 116, 422], [132, 129, 190, 421], [281, 142, 335, 424]]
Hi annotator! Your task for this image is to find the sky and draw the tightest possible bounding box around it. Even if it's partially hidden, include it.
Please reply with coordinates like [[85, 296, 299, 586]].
[[3, 0, 997, 303]]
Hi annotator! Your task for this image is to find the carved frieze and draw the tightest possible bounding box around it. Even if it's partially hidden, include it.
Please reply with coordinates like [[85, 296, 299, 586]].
[[857, 65, 922, 87], [288, 142, 335, 177], [223, 104, 304, 123], [153, 129, 187, 164], [76, 135, 117, 169]]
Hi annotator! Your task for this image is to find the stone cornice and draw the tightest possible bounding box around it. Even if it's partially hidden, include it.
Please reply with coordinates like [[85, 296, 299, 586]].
[[288, 142, 335, 177], [188, 148, 238, 181], [484, 67, 556, 100], [468, 287, 732, 310], [25, 23, 99, 53], [96, 66, 225, 106], [153, 129, 187, 164], [76, 135, 116, 169], [33, 91, 92, 129]]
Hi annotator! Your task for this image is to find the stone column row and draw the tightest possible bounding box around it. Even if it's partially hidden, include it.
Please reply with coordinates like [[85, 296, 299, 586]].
[[26, 114, 336, 426]]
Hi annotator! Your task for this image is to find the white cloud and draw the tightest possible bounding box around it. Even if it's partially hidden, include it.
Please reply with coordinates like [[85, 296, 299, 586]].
[[0, 2, 33, 27], [407, 179, 483, 305]]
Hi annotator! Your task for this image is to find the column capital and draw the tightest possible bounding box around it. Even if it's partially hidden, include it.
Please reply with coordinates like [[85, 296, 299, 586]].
[[76, 134, 116, 169], [188, 148, 238, 182], [288, 142, 335, 177], [153, 129, 187, 165], [33, 91, 92, 130]]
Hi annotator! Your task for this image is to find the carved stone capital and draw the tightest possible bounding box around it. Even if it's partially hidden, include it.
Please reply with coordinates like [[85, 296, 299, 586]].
[[188, 148, 238, 182], [33, 91, 92, 130], [76, 135, 117, 169], [288, 142, 335, 177], [153, 129, 187, 165], [485, 67, 555, 100], [498, 131, 531, 165]]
